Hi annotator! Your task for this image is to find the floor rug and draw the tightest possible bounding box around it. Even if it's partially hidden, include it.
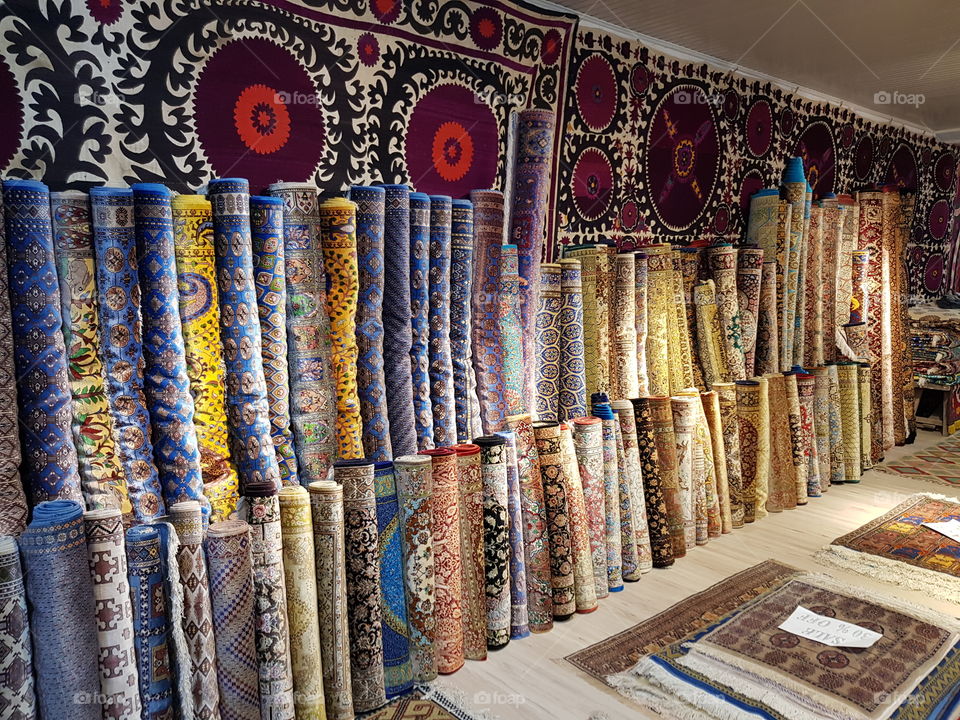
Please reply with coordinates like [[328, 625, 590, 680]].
[[816, 492, 960, 603], [564, 560, 799, 687], [361, 684, 493, 719], [874, 433, 960, 488]]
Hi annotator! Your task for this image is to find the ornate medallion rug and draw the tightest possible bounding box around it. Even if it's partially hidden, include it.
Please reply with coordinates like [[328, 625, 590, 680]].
[[611, 573, 960, 720], [361, 685, 493, 719], [816, 493, 960, 603], [564, 560, 799, 686], [874, 434, 960, 488]]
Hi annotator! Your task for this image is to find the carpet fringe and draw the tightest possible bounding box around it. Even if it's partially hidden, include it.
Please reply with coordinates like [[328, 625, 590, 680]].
[[418, 682, 502, 720]]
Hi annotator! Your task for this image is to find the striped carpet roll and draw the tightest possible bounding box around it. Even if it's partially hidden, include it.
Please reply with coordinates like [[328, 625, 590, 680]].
[[169, 501, 219, 719], [535, 263, 563, 422], [701, 391, 732, 534], [267, 183, 337, 484], [644, 245, 673, 396], [0, 535, 34, 716], [469, 190, 507, 433], [797, 374, 821, 497], [392, 455, 438, 682], [764, 373, 796, 512], [630, 399, 675, 568], [278, 485, 326, 717], [532, 421, 575, 619], [21, 501, 98, 720], [126, 523, 175, 718], [308, 481, 354, 720], [712, 383, 743, 528], [755, 261, 780, 376], [6, 180, 82, 506], [504, 413, 553, 630], [647, 395, 684, 557], [612, 400, 653, 569], [735, 381, 761, 523], [408, 193, 434, 449], [499, 245, 524, 416], [427, 196, 457, 446], [559, 259, 587, 421], [335, 459, 387, 710], [319, 198, 364, 460], [450, 199, 479, 442], [172, 194, 240, 520], [418, 448, 465, 670], [51, 190, 126, 514], [350, 186, 392, 461], [250, 194, 299, 485], [669, 395, 698, 552], [572, 416, 609, 599], [453, 443, 486, 660], [209, 178, 281, 493], [206, 520, 259, 720], [0, 187, 26, 535], [612, 406, 641, 578], [83, 508, 140, 718], [372, 462, 414, 697], [559, 423, 598, 613], [634, 252, 650, 396], [591, 396, 623, 590], [134, 183, 207, 513], [784, 372, 808, 505], [91, 186, 163, 521], [493, 431, 530, 638], [475, 435, 511, 647], [737, 246, 764, 378], [380, 185, 417, 456], [613, 252, 639, 398]]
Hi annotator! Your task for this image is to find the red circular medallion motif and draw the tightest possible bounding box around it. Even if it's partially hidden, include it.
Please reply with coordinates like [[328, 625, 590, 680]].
[[233, 84, 291, 155], [431, 121, 474, 182]]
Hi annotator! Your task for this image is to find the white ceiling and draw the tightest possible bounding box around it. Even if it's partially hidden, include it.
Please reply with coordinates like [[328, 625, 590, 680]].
[[547, 0, 960, 141]]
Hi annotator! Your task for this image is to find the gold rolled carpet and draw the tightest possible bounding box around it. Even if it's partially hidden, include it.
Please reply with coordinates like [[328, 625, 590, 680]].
[[644, 245, 673, 397], [754, 376, 771, 521], [612, 253, 639, 398], [819, 197, 840, 363], [856, 191, 884, 464], [532, 421, 575, 618], [612, 400, 653, 571], [563, 244, 610, 399], [812, 367, 832, 492], [784, 372, 807, 505], [736, 246, 764, 378], [634, 253, 650, 396], [843, 321, 868, 361], [669, 250, 696, 392], [701, 391, 732, 534], [453, 443, 486, 661], [745, 190, 787, 338], [670, 395, 698, 551], [558, 423, 598, 614], [858, 362, 874, 473], [694, 280, 728, 388], [712, 382, 743, 529], [735, 381, 761, 523], [755, 261, 780, 377], [678, 248, 705, 389], [706, 244, 744, 381], [836, 363, 862, 482], [826, 364, 847, 484], [648, 396, 684, 558], [797, 373, 822, 497], [596, 246, 614, 396]]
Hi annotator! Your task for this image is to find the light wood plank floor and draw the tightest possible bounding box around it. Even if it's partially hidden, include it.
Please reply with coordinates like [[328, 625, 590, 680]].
[[439, 429, 960, 719]]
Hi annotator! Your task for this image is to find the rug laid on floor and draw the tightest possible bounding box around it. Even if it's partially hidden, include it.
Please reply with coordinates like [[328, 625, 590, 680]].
[[361, 685, 493, 719], [612, 573, 960, 720], [874, 434, 960, 487], [816, 493, 960, 603], [564, 560, 799, 686]]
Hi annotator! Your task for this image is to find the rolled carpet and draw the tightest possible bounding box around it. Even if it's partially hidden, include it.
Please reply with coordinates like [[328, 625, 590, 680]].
[[562, 244, 610, 400], [408, 193, 434, 449], [630, 398, 675, 568], [678, 248, 704, 390], [648, 395, 685, 557], [591, 395, 624, 589], [612, 252, 639, 398], [735, 381, 761, 522], [532, 421, 576, 619], [453, 443, 487, 661], [784, 372, 808, 505], [392, 455, 437, 682], [643, 245, 673, 396], [427, 196, 457, 446], [474, 435, 511, 648], [826, 364, 848, 484], [308, 481, 354, 720], [492, 431, 530, 639], [712, 382, 743, 528], [858, 362, 874, 473], [277, 486, 327, 717], [558, 423, 598, 614], [797, 373, 822, 497], [635, 252, 650, 396], [701, 391, 732, 533], [813, 367, 832, 491], [669, 250, 696, 392], [837, 363, 862, 482], [334, 460, 386, 710], [612, 400, 653, 569], [736, 246, 764, 377], [670, 395, 698, 551], [612, 404, 642, 577], [755, 260, 780, 376], [694, 279, 728, 387], [558, 259, 588, 421], [764, 373, 797, 512], [706, 244, 744, 381], [0, 535, 34, 716], [572, 416, 610, 599], [499, 245, 525, 416], [450, 199, 480, 442], [535, 263, 563, 422], [754, 376, 771, 520], [206, 520, 260, 720]]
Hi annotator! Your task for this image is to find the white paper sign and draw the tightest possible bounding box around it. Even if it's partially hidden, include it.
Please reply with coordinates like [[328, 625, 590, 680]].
[[922, 519, 960, 544], [777, 606, 883, 648]]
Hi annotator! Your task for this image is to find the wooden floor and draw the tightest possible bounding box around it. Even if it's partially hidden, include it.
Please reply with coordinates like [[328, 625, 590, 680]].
[[440, 429, 960, 719]]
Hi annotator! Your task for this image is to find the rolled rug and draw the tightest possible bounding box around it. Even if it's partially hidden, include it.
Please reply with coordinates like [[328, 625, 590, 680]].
[[6, 181, 82, 508], [392, 455, 438, 682], [380, 185, 417, 456], [333, 460, 386, 709], [880, 191, 899, 451], [736, 246, 764, 377], [612, 400, 653, 569], [558, 259, 587, 421], [669, 250, 696, 392], [643, 245, 672, 396], [572, 416, 610, 598], [694, 279, 728, 387], [611, 405, 642, 577], [503, 413, 553, 631], [408, 193, 434, 449], [268, 184, 337, 483], [172, 194, 240, 520], [206, 520, 260, 720], [318, 198, 364, 459], [803, 203, 824, 367], [634, 252, 650, 396], [0, 187, 25, 535], [781, 160, 806, 370], [277, 486, 326, 716], [835, 199, 858, 338], [168, 501, 219, 719], [0, 535, 34, 716], [694, 392, 723, 538], [797, 373, 822, 497], [856, 192, 884, 463], [849, 249, 869, 323], [491, 431, 530, 639], [250, 194, 299, 484], [630, 398, 675, 567], [474, 436, 512, 648], [712, 382, 743, 528], [83, 509, 140, 717], [678, 248, 704, 390], [792, 182, 813, 367], [754, 260, 780, 376], [562, 244, 610, 399], [670, 395, 698, 551], [612, 252, 640, 398], [706, 244, 744, 381], [735, 381, 761, 523], [647, 395, 685, 557], [534, 263, 563, 422], [820, 198, 841, 363], [308, 481, 354, 720], [126, 523, 176, 718], [209, 178, 281, 492], [837, 363, 862, 483], [243, 483, 295, 718], [783, 372, 808, 505], [499, 245, 525, 416], [349, 186, 392, 461], [450, 199, 480, 442], [453, 443, 487, 661], [754, 376, 771, 520], [371, 462, 414, 696], [418, 448, 466, 669], [812, 367, 832, 492], [701, 391, 732, 533], [826, 364, 847, 484], [764, 373, 797, 512], [591, 395, 624, 589], [532, 421, 575, 619], [558, 423, 598, 613], [858, 362, 873, 473], [51, 191, 126, 515], [774, 200, 793, 370], [469, 190, 507, 433], [426, 196, 457, 446], [843, 321, 868, 361]]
